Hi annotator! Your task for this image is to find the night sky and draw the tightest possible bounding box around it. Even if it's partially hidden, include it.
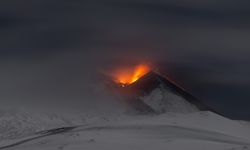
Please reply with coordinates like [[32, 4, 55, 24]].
[[1, 0, 250, 119]]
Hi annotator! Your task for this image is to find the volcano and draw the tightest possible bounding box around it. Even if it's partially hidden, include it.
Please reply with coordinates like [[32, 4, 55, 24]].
[[112, 71, 217, 114]]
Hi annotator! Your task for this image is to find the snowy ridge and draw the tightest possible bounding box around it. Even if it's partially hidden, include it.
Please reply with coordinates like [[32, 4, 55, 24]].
[[0, 111, 250, 150]]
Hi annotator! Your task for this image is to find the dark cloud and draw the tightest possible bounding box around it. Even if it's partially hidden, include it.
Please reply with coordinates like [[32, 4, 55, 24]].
[[0, 0, 250, 119]]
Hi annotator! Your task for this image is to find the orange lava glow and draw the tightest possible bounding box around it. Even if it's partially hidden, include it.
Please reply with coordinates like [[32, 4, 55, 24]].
[[113, 63, 151, 86]]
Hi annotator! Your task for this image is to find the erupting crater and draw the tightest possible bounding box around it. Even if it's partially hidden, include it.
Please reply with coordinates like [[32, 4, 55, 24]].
[[112, 63, 151, 87]]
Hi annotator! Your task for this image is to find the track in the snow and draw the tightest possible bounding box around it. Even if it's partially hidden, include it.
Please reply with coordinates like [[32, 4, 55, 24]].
[[0, 126, 79, 150]]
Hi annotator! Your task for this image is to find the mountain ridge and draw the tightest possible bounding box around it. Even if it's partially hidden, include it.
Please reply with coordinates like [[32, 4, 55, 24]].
[[117, 71, 219, 114]]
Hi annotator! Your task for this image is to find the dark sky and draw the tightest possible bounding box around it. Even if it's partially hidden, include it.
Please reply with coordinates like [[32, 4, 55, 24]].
[[1, 0, 250, 119]]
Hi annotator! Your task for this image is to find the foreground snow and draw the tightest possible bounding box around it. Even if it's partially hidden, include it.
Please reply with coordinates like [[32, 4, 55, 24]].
[[0, 111, 250, 150]]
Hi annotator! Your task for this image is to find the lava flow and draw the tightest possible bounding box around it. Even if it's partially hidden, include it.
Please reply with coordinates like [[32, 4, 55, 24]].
[[112, 63, 151, 86]]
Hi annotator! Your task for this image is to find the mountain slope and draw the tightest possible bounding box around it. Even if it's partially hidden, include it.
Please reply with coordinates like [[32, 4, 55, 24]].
[[1, 112, 250, 150], [118, 71, 217, 114]]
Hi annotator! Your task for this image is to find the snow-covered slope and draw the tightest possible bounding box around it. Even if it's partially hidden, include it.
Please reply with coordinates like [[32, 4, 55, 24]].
[[0, 108, 122, 141], [140, 85, 198, 113], [0, 111, 249, 150], [117, 71, 214, 114]]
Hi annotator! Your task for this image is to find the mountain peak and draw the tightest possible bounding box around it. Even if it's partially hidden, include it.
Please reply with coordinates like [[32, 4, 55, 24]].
[[118, 71, 218, 114]]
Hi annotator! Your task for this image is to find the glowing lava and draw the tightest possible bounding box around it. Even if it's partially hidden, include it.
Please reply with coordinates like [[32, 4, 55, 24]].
[[113, 63, 151, 86]]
